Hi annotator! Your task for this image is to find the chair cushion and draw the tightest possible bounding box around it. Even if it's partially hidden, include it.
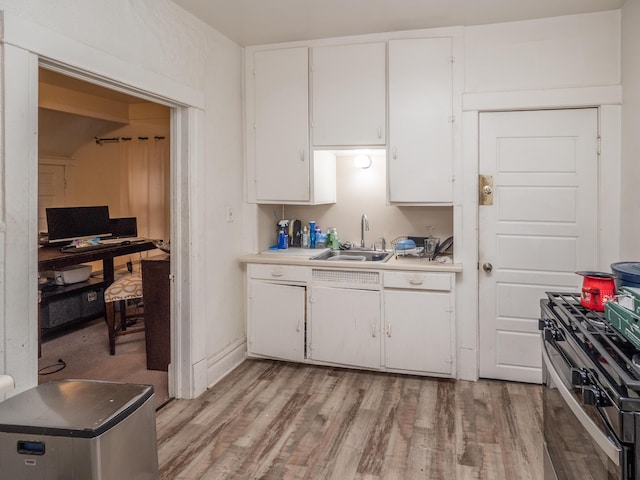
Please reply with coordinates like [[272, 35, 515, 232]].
[[104, 274, 143, 302]]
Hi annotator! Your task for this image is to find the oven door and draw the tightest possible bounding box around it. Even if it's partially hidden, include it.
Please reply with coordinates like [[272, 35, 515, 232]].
[[542, 338, 623, 480]]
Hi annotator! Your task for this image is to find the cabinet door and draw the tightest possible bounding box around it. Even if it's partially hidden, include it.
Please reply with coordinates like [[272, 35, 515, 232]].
[[254, 47, 310, 202], [248, 281, 305, 362], [309, 286, 381, 369], [312, 43, 386, 146], [388, 38, 453, 203], [384, 289, 453, 375]]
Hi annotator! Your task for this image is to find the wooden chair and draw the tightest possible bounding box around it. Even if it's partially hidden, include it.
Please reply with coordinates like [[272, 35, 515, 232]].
[[104, 273, 144, 355]]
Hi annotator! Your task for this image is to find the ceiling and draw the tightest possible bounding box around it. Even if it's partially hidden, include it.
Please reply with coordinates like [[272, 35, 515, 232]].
[[171, 0, 626, 46]]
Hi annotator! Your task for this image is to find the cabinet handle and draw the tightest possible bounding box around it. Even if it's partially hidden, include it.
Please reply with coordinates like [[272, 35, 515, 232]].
[[386, 322, 391, 337], [377, 126, 382, 139], [409, 278, 424, 285], [270, 271, 284, 277], [371, 321, 377, 338], [300, 149, 305, 162], [296, 316, 301, 332], [392, 146, 397, 159]]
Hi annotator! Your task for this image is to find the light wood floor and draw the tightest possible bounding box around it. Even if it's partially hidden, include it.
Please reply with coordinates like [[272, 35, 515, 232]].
[[156, 359, 542, 480]]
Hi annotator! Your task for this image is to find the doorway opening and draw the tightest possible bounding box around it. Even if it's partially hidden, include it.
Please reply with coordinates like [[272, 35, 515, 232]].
[[36, 66, 174, 408]]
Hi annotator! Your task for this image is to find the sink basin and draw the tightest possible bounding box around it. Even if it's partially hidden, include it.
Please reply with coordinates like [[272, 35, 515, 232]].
[[310, 250, 392, 262]]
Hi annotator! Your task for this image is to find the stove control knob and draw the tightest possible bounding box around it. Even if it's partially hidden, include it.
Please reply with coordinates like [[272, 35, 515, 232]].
[[571, 368, 590, 387], [582, 385, 611, 407], [582, 386, 598, 405]]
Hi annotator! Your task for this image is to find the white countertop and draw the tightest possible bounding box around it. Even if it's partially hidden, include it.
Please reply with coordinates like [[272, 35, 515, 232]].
[[239, 248, 462, 273]]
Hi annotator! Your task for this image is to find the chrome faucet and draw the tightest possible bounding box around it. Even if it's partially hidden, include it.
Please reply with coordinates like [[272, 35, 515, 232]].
[[360, 213, 369, 248]]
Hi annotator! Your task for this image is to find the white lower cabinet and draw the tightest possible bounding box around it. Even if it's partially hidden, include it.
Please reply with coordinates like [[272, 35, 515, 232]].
[[246, 264, 455, 377], [247, 280, 306, 362], [308, 286, 381, 369], [383, 271, 454, 376], [384, 289, 453, 375]]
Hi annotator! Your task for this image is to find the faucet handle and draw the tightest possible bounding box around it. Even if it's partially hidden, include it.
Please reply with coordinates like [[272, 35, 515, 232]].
[[374, 237, 387, 251]]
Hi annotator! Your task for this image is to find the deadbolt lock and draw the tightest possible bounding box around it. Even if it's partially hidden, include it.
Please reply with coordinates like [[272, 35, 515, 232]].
[[479, 175, 494, 206]]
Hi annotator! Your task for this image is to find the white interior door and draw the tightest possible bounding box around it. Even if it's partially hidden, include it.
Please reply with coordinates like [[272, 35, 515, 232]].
[[38, 163, 66, 232], [478, 109, 599, 383]]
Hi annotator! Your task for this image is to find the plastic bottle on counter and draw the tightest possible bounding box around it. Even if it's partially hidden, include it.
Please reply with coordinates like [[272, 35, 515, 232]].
[[330, 227, 339, 250], [309, 221, 316, 248], [277, 221, 289, 249], [315, 227, 323, 248], [302, 226, 309, 248]]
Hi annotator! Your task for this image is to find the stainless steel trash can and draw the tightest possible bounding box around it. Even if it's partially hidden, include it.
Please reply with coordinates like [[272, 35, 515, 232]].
[[0, 379, 158, 479]]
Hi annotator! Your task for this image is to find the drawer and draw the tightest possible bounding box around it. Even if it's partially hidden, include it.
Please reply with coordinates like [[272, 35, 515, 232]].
[[383, 271, 451, 291], [249, 264, 307, 282]]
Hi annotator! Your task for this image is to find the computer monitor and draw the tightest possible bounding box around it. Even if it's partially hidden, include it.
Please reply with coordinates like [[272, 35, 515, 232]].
[[45, 206, 112, 244], [109, 217, 138, 238]]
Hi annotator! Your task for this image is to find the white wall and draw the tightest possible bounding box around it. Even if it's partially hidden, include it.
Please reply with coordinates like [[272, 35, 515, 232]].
[[0, 0, 245, 397], [257, 154, 454, 252], [621, 0, 640, 260], [465, 11, 620, 93]]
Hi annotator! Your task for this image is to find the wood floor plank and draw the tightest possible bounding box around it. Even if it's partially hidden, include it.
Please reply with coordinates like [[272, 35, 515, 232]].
[[156, 360, 543, 480]]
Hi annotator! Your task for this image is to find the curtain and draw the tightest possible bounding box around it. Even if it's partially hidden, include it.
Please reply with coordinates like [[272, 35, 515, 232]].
[[119, 138, 170, 242]]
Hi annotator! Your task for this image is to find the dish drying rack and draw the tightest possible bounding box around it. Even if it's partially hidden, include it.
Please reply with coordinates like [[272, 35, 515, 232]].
[[391, 237, 425, 258]]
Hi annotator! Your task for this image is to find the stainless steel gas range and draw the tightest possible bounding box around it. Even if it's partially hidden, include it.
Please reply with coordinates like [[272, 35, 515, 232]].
[[540, 292, 640, 480]]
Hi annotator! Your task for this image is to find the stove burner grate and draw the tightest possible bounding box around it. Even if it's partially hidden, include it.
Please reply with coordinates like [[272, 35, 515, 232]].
[[546, 291, 640, 392]]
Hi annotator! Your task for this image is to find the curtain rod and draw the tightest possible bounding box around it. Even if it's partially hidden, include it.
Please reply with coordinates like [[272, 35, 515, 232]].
[[95, 136, 166, 146]]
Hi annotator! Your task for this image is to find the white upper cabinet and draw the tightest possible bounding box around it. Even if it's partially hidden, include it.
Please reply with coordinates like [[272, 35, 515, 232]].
[[388, 38, 454, 204], [311, 43, 386, 147], [253, 47, 311, 202]]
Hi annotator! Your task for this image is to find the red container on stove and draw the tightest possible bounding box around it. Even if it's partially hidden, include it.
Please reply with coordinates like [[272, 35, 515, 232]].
[[576, 271, 616, 311]]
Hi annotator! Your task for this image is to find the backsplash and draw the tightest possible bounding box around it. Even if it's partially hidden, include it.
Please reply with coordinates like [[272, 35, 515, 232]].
[[256, 153, 453, 251]]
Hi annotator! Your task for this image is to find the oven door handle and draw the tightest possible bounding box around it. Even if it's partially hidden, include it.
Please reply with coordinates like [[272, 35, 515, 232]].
[[542, 341, 622, 466]]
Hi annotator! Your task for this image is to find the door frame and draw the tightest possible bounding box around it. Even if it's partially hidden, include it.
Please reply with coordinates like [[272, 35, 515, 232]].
[[457, 92, 622, 381], [1, 12, 206, 398]]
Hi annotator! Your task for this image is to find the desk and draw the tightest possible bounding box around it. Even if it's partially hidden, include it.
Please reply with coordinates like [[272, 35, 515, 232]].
[[38, 241, 158, 356], [38, 240, 157, 285]]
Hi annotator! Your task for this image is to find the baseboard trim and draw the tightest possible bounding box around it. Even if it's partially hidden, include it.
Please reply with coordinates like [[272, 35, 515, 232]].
[[206, 338, 247, 390]]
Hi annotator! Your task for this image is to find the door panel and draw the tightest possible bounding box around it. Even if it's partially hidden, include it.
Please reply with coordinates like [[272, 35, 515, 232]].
[[254, 47, 310, 202], [309, 286, 380, 369], [248, 281, 305, 362], [479, 108, 598, 383]]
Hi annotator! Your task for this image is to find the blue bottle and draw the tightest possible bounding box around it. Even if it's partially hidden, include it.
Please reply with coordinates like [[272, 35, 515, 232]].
[[277, 225, 288, 249], [309, 221, 316, 248]]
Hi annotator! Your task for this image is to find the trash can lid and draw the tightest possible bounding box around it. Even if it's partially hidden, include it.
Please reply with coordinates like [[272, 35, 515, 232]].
[[0, 380, 153, 438], [611, 262, 640, 283]]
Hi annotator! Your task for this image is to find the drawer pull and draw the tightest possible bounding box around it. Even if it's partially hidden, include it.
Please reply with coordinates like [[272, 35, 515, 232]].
[[409, 278, 424, 285], [270, 271, 284, 277]]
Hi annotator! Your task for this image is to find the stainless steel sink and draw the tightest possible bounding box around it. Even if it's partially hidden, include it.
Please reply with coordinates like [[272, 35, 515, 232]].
[[310, 249, 392, 262]]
